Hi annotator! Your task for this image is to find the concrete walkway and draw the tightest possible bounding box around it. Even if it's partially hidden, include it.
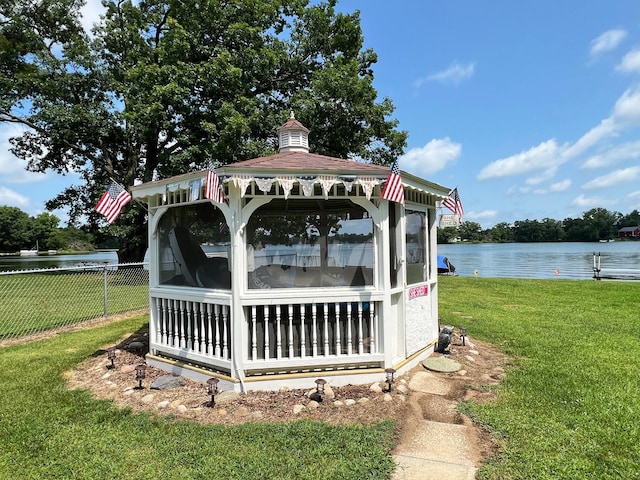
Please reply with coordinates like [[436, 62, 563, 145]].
[[391, 366, 479, 479]]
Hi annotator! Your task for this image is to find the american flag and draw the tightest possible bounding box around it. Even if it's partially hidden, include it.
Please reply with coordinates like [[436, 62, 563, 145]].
[[204, 169, 225, 203], [443, 187, 463, 220], [381, 160, 404, 205], [95, 181, 132, 223]]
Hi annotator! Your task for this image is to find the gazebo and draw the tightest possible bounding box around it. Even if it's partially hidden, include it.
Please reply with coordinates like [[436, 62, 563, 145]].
[[130, 114, 451, 391]]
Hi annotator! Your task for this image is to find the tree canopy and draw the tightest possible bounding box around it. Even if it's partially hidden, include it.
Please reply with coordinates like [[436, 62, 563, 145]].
[[1, 0, 407, 260]]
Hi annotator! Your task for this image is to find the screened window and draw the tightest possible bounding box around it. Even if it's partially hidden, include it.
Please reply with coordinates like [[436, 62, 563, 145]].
[[406, 209, 427, 285], [157, 203, 231, 289], [247, 199, 373, 288]]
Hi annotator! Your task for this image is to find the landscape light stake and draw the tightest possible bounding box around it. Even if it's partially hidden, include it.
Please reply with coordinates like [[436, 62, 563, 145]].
[[134, 364, 147, 389], [107, 348, 116, 369], [460, 327, 467, 347], [384, 368, 396, 393], [206, 378, 220, 407], [315, 378, 327, 400]]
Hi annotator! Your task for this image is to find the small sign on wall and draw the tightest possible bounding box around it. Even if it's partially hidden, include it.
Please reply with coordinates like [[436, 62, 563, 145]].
[[408, 284, 429, 300]]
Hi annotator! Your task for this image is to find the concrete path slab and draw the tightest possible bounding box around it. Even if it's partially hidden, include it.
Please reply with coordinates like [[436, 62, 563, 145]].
[[392, 420, 477, 480], [408, 371, 451, 396]]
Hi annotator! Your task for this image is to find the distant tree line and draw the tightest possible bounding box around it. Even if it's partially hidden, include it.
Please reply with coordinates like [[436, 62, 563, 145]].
[[0, 206, 97, 253], [438, 208, 640, 244]]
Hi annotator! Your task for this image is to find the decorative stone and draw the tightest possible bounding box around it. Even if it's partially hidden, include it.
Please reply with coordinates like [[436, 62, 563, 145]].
[[423, 356, 462, 373], [293, 404, 305, 414], [333, 401, 344, 407], [357, 397, 370, 404], [307, 400, 320, 409], [468, 349, 480, 356], [150, 375, 186, 391], [344, 399, 356, 406], [324, 385, 335, 399], [458, 370, 468, 376], [396, 384, 409, 395], [279, 386, 290, 393], [234, 406, 250, 417], [397, 395, 406, 402], [216, 390, 241, 405], [369, 382, 383, 393], [465, 355, 475, 363], [102, 372, 111, 379], [157, 400, 170, 409], [141, 393, 155, 404], [177, 405, 187, 413], [383, 393, 393, 402], [169, 399, 183, 409], [123, 389, 135, 396]]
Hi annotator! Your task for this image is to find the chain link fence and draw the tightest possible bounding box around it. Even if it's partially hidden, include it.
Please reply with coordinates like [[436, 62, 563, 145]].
[[0, 263, 149, 343]]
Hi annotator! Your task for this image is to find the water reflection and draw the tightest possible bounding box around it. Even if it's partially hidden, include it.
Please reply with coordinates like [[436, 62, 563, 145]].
[[437, 242, 640, 280], [0, 251, 119, 272]]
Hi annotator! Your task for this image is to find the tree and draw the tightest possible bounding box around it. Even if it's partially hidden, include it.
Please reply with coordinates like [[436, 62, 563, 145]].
[[1, 0, 406, 261], [489, 222, 514, 243], [31, 212, 61, 250], [457, 221, 483, 242], [0, 206, 32, 252]]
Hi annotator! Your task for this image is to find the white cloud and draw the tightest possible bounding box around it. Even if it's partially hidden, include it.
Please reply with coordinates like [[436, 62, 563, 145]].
[[80, 0, 106, 34], [466, 210, 497, 219], [418, 61, 476, 87], [581, 140, 640, 169], [549, 179, 572, 192], [590, 29, 627, 57], [611, 86, 640, 124], [477, 139, 562, 180], [0, 186, 30, 208], [627, 190, 640, 199], [582, 166, 640, 189], [0, 124, 46, 184], [400, 137, 461, 176], [616, 48, 640, 74], [571, 194, 609, 208]]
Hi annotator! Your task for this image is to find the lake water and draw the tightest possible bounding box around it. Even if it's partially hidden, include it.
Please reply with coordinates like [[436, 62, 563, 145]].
[[3, 242, 639, 280], [0, 250, 119, 272], [438, 242, 640, 280]]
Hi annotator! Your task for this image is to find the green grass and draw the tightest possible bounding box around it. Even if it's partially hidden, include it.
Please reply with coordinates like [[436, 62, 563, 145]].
[[0, 271, 148, 338], [0, 314, 396, 479], [439, 276, 640, 480]]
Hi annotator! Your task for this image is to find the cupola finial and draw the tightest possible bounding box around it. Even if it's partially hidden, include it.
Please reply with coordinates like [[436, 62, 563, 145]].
[[277, 111, 310, 153]]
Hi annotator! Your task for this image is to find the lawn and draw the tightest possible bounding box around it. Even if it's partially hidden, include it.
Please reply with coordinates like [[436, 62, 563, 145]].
[[0, 314, 396, 479], [439, 276, 640, 480]]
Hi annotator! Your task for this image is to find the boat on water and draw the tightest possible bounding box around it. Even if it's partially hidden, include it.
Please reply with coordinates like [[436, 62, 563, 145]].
[[437, 255, 456, 275]]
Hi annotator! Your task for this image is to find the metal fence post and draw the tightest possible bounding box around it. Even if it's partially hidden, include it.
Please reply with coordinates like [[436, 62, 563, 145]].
[[103, 263, 109, 316]]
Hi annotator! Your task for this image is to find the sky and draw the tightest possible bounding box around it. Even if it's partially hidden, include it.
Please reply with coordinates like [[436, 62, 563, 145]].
[[2, 0, 640, 228]]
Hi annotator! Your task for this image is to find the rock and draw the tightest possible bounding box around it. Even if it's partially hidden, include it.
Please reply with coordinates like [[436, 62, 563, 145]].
[[333, 401, 344, 407], [234, 406, 250, 417], [150, 375, 186, 391], [216, 390, 240, 405], [468, 349, 480, 355], [157, 400, 170, 409], [252, 411, 264, 420], [357, 397, 370, 404], [101, 372, 111, 380], [177, 405, 187, 414], [383, 393, 393, 403], [464, 355, 475, 362], [127, 341, 145, 350], [397, 395, 406, 402], [279, 386, 290, 393], [324, 385, 335, 400], [344, 399, 356, 406], [396, 384, 409, 395], [293, 404, 305, 414], [169, 399, 183, 409], [458, 370, 468, 376], [307, 400, 320, 409], [123, 389, 135, 396], [369, 382, 383, 393], [141, 393, 155, 404]]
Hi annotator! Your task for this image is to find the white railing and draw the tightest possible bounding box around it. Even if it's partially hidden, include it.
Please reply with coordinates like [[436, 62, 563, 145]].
[[150, 291, 385, 376], [151, 294, 232, 372], [244, 299, 383, 373]]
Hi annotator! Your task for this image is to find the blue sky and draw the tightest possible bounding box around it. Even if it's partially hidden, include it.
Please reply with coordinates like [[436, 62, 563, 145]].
[[2, 0, 640, 228]]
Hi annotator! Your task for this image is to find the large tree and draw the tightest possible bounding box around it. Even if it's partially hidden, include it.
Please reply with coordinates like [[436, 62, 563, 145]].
[[1, 0, 407, 261]]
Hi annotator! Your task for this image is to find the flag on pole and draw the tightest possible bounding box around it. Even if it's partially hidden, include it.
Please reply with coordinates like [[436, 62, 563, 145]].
[[204, 169, 225, 203], [95, 180, 132, 223], [381, 159, 404, 205], [443, 187, 463, 220]]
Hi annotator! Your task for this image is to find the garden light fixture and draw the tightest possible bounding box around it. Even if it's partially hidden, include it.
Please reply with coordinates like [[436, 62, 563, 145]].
[[384, 368, 396, 392], [107, 348, 116, 369], [315, 378, 327, 398], [206, 377, 220, 407], [460, 327, 467, 347], [134, 364, 147, 389]]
